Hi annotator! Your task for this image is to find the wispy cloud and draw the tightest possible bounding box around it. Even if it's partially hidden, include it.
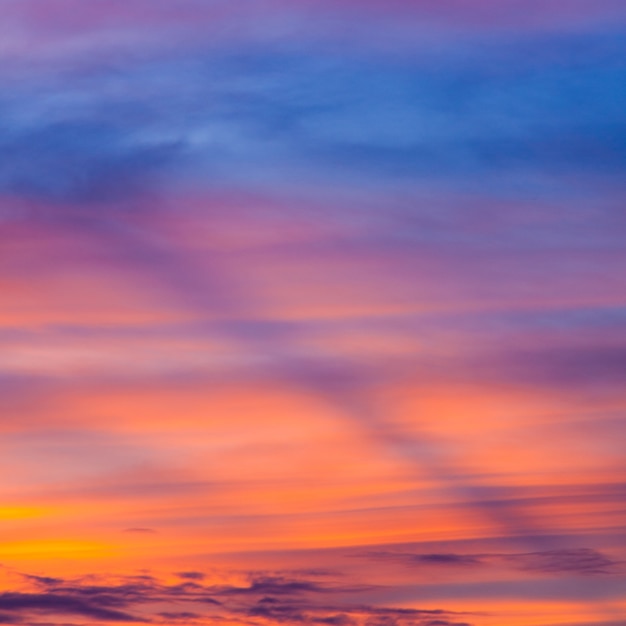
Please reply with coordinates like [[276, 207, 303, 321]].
[[0, 569, 472, 625], [357, 548, 621, 576]]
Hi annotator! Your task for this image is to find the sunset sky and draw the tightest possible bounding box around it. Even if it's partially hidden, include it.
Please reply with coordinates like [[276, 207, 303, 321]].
[[1, 1, 626, 625]]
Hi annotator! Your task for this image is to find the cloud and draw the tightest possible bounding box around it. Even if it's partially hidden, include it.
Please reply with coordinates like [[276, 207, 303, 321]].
[[243, 600, 471, 626], [0, 592, 142, 622], [357, 548, 620, 576], [22, 575, 65, 586], [0, 119, 181, 204], [1, 18, 625, 210], [492, 345, 626, 389], [361, 552, 483, 567], [158, 612, 203, 620], [503, 549, 620, 575], [216, 576, 344, 596], [4, 569, 471, 625], [176, 571, 206, 581]]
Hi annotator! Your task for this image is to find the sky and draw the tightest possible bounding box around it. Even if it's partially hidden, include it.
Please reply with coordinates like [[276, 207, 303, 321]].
[[0, 1, 626, 625]]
